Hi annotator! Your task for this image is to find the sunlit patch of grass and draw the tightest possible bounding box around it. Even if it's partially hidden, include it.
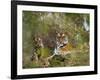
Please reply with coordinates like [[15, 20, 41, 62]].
[[37, 47, 51, 58]]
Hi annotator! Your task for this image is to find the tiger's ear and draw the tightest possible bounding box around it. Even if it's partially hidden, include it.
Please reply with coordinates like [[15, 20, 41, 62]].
[[62, 33, 65, 37], [57, 33, 60, 37]]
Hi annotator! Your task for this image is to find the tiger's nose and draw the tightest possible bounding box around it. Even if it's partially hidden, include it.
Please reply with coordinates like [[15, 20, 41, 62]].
[[59, 38, 63, 43]]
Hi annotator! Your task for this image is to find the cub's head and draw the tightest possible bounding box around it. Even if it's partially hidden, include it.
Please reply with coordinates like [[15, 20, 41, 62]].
[[33, 35, 44, 48]]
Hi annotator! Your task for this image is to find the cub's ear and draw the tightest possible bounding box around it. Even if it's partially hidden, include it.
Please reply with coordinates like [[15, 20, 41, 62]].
[[34, 37, 38, 41]]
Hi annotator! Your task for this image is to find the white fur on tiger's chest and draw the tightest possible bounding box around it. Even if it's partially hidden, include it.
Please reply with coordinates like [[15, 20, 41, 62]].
[[54, 44, 70, 55]]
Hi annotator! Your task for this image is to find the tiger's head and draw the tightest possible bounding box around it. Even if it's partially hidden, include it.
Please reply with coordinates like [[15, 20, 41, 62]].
[[56, 32, 68, 47]]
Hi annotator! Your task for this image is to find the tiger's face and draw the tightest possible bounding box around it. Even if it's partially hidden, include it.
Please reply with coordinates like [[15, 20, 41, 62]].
[[56, 32, 68, 47], [54, 32, 69, 55]]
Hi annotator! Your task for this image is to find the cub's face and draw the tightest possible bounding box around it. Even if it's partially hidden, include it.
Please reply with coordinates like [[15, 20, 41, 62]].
[[33, 36, 43, 48]]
